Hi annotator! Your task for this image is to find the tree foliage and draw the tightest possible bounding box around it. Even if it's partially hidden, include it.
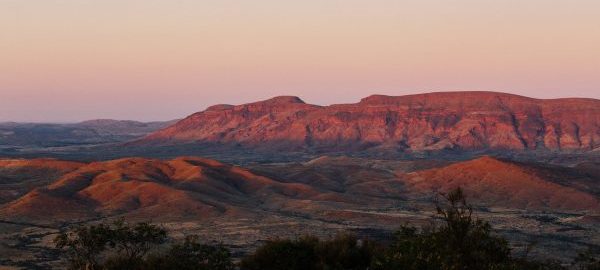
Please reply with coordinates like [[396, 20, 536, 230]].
[[240, 233, 376, 270], [54, 222, 113, 270], [145, 235, 235, 270], [104, 220, 167, 268], [54, 220, 232, 270], [371, 187, 578, 270]]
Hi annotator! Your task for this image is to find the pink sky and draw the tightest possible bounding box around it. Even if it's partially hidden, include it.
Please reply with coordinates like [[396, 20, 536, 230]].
[[1, 0, 599, 122]]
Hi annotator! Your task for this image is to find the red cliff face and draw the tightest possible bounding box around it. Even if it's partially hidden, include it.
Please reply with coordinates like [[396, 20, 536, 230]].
[[139, 92, 600, 152]]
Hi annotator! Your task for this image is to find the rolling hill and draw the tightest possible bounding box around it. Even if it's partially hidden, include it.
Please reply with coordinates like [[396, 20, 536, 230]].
[[0, 157, 330, 223], [2, 155, 597, 225], [401, 156, 600, 211]]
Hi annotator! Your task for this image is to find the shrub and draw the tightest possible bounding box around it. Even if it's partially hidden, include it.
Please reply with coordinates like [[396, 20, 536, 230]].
[[145, 235, 235, 270], [241, 236, 320, 270], [315, 233, 376, 270]]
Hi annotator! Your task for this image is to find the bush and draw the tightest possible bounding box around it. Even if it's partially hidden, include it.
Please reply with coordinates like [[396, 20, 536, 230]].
[[146, 235, 235, 270], [55, 220, 233, 270], [240, 233, 376, 270], [315, 233, 376, 270], [241, 236, 320, 270]]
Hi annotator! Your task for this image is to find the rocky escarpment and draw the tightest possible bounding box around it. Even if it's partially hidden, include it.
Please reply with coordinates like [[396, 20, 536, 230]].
[[138, 92, 600, 153]]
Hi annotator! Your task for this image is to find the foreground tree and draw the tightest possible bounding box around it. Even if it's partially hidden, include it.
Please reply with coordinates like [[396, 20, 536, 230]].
[[315, 233, 376, 270], [54, 223, 113, 270], [241, 235, 319, 270], [372, 188, 532, 270], [145, 235, 235, 270], [240, 233, 375, 270], [55, 220, 234, 270], [102, 220, 167, 269]]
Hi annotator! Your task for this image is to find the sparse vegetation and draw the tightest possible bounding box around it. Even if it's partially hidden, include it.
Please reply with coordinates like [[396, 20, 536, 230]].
[[54, 188, 599, 270], [54, 222, 114, 270], [101, 220, 168, 269], [144, 235, 235, 270], [370, 188, 568, 270], [54, 220, 233, 270]]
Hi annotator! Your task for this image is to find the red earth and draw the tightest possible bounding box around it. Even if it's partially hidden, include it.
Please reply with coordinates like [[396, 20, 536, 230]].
[[2, 155, 597, 224], [137, 91, 600, 152]]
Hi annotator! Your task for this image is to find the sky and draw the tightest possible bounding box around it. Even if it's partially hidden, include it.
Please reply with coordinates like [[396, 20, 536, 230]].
[[1, 0, 599, 122]]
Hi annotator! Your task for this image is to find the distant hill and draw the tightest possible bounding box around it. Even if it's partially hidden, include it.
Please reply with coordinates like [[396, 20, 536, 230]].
[[136, 91, 600, 154], [0, 119, 178, 148]]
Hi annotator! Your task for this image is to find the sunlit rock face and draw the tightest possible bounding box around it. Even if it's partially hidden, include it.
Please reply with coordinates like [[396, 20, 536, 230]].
[[138, 92, 600, 153]]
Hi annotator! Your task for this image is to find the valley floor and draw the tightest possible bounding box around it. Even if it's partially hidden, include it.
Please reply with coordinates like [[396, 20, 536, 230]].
[[0, 155, 599, 269]]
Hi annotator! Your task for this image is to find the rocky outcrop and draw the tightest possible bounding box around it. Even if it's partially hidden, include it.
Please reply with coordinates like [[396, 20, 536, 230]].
[[138, 92, 600, 152]]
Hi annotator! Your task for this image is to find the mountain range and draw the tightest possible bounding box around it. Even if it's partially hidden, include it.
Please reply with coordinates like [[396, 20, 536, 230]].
[[0, 119, 177, 149], [137, 91, 600, 153]]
